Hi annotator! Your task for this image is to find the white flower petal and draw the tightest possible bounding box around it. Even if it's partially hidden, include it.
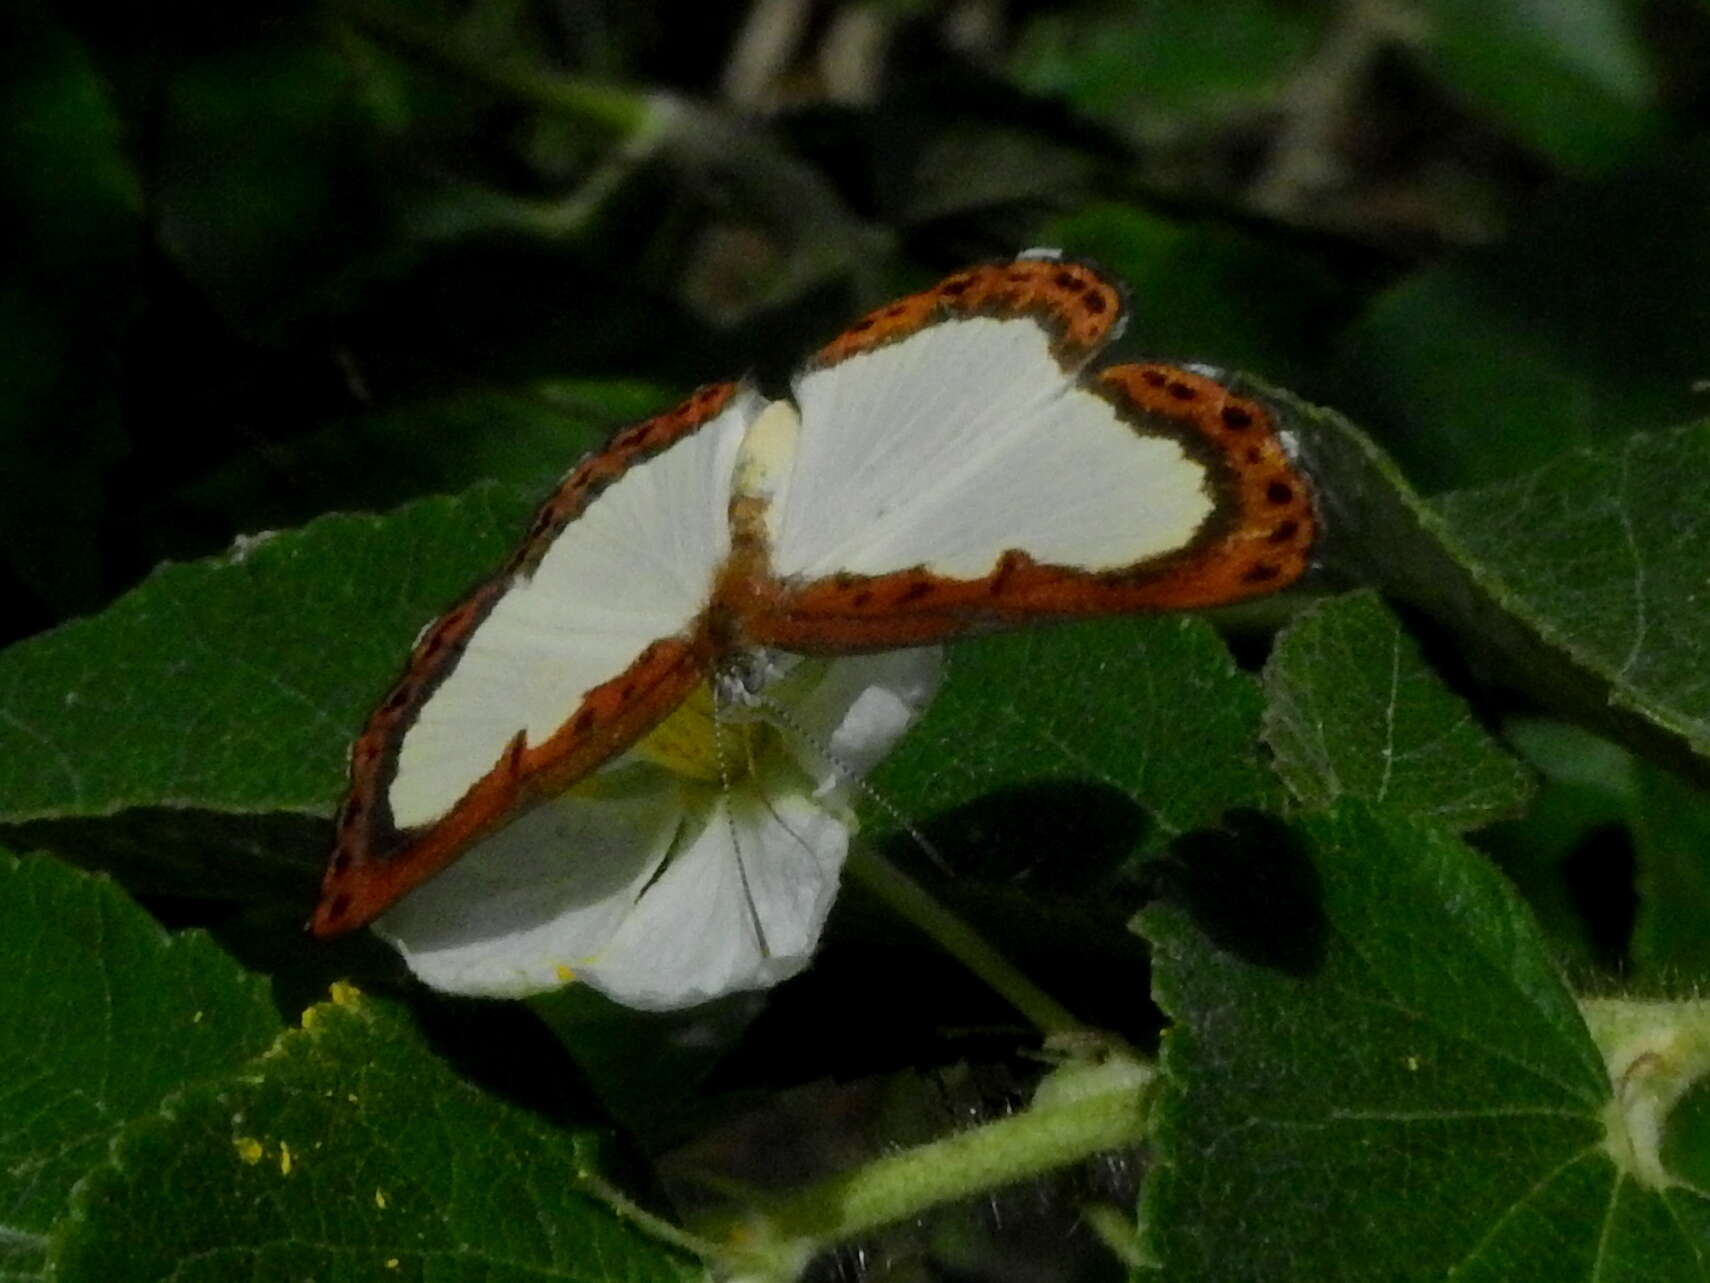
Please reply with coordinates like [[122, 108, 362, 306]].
[[726, 766, 848, 960], [581, 776, 848, 1010], [375, 776, 683, 998], [785, 647, 944, 794], [375, 649, 940, 1010]]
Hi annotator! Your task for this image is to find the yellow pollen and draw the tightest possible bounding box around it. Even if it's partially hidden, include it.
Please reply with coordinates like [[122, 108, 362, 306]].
[[631, 681, 768, 783], [329, 980, 362, 1006], [233, 1136, 263, 1164]]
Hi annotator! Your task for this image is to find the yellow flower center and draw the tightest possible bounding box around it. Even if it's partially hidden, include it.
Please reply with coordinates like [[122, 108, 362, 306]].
[[630, 681, 772, 784]]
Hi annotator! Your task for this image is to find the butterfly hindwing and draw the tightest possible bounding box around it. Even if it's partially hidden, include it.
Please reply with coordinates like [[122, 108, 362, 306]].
[[313, 383, 762, 936]]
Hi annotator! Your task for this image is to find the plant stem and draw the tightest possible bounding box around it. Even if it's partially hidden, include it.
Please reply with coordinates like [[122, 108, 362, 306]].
[[846, 846, 1086, 1037], [708, 1055, 1157, 1264], [1580, 996, 1710, 1191]]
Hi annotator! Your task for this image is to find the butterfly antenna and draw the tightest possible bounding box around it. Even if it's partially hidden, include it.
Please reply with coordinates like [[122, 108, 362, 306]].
[[752, 691, 953, 878], [712, 688, 773, 958]]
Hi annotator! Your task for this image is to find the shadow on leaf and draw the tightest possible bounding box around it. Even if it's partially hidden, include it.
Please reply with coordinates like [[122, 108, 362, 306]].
[[1157, 810, 1327, 978], [901, 778, 1150, 892]]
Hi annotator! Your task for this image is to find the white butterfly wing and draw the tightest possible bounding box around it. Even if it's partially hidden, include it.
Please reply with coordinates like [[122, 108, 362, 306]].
[[389, 387, 761, 829], [316, 383, 764, 937], [774, 314, 1214, 581]]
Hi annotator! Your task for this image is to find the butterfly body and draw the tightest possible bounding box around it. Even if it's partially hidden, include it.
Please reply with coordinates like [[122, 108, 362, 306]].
[[312, 253, 1315, 941]]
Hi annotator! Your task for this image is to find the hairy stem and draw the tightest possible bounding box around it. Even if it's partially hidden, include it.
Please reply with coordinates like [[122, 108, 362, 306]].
[[706, 1053, 1157, 1275]]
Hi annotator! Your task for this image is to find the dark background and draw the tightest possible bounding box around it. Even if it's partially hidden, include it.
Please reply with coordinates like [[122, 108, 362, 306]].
[[11, 0, 1710, 651]]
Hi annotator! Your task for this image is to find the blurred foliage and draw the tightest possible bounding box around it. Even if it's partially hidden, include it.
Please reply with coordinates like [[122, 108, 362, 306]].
[[10, 0, 1710, 1279], [12, 0, 1709, 645]]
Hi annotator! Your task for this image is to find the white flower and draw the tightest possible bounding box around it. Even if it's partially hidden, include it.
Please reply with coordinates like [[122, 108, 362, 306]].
[[374, 647, 942, 1010]]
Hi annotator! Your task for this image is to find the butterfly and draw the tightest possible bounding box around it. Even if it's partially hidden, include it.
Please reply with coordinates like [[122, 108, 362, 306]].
[[311, 250, 1316, 941]]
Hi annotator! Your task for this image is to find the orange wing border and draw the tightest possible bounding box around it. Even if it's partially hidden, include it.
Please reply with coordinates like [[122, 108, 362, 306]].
[[738, 363, 1316, 653], [808, 254, 1128, 372], [311, 383, 740, 937]]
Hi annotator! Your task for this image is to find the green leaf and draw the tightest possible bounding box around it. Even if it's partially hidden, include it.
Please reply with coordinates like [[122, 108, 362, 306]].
[[1418, 0, 1658, 175], [49, 988, 698, 1283], [1262, 590, 1533, 830], [854, 618, 1277, 1041], [1281, 381, 1710, 788], [1139, 803, 1640, 1279], [1335, 140, 1710, 492], [1010, 0, 1318, 124], [1432, 422, 1710, 771], [0, 851, 278, 1280], [872, 615, 1280, 865], [0, 485, 537, 894], [1665, 1074, 1710, 1193]]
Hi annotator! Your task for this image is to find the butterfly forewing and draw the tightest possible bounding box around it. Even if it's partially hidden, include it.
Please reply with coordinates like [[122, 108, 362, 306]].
[[767, 258, 1130, 582], [312, 383, 763, 937], [1080, 363, 1317, 607], [740, 264, 1315, 651]]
